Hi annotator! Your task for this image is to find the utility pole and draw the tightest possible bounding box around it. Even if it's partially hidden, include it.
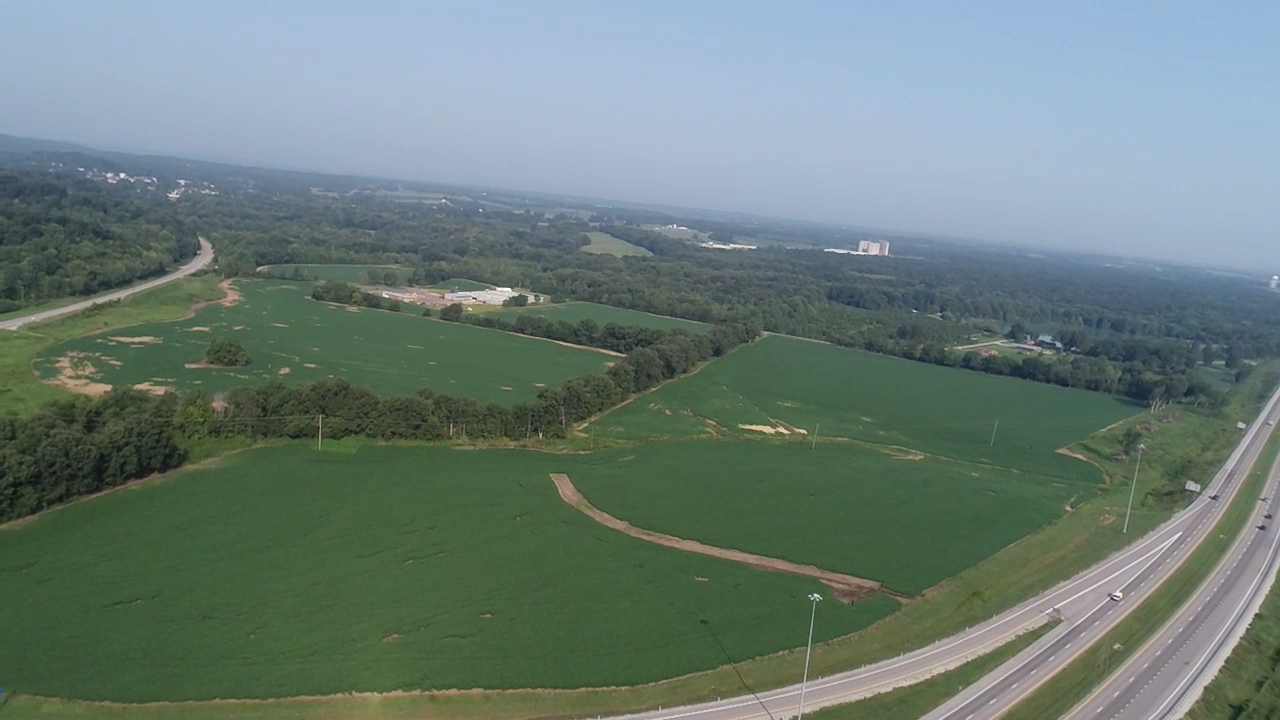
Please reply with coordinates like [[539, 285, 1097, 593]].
[[1123, 444, 1145, 534], [797, 593, 823, 720], [989, 419, 999, 447], [317, 414, 323, 451], [811, 422, 819, 451]]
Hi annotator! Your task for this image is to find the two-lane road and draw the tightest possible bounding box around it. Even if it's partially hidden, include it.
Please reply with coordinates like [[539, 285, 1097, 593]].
[[0, 236, 213, 331], [604, 385, 1280, 720]]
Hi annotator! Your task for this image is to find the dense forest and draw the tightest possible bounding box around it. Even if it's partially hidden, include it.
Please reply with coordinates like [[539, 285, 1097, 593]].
[[0, 170, 198, 312]]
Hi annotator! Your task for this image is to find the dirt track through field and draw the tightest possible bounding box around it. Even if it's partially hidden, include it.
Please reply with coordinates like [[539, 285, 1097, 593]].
[[549, 473, 908, 603]]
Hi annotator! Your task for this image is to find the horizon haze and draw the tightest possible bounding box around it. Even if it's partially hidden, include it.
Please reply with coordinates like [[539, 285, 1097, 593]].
[[2, 1, 1277, 270]]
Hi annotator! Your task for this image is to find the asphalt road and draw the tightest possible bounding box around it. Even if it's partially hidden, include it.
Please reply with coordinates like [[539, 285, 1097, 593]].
[[922, 387, 1280, 720], [1065, 429, 1280, 718], [602, 386, 1280, 720], [0, 236, 213, 331]]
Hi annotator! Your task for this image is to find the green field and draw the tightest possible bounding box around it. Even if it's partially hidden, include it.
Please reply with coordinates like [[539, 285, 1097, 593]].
[[32, 280, 612, 404], [580, 231, 653, 257], [487, 301, 707, 332], [571, 441, 1100, 595], [261, 264, 410, 284], [0, 443, 897, 702], [590, 335, 1138, 481], [0, 276, 226, 415]]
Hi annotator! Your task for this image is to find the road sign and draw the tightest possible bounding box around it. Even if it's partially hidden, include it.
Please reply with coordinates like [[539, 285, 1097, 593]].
[[1185, 481, 1203, 493]]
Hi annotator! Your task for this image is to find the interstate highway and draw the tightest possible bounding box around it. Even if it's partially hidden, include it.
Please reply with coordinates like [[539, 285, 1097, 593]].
[[921, 386, 1280, 720], [602, 385, 1280, 720], [1065, 428, 1280, 717]]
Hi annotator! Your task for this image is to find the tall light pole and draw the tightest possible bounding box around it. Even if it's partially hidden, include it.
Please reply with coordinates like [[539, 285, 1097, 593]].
[[797, 592, 823, 720], [1123, 443, 1145, 534]]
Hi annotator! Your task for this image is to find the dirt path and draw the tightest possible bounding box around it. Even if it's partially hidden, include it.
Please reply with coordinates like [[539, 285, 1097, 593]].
[[549, 473, 907, 603]]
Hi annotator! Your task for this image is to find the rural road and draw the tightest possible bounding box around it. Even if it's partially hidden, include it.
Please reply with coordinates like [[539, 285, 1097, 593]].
[[0, 236, 213, 331], [602, 386, 1280, 720], [1064, 430, 1280, 717], [923, 385, 1280, 720]]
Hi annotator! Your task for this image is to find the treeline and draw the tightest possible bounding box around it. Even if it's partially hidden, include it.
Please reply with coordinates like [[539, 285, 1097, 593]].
[[310, 279, 403, 312], [0, 170, 198, 311], [463, 313, 692, 354], [0, 321, 758, 523], [0, 391, 185, 522]]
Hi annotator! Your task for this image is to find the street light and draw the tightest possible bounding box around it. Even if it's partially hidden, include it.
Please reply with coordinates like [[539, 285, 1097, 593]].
[[1123, 443, 1146, 534], [797, 592, 823, 720]]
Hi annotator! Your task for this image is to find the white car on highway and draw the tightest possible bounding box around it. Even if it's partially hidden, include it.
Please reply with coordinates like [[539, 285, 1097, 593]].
[[1109, 591, 1124, 602]]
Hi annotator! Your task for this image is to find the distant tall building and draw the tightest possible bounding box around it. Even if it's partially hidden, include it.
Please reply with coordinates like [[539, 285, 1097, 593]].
[[1270, 275, 1279, 290], [854, 240, 890, 256]]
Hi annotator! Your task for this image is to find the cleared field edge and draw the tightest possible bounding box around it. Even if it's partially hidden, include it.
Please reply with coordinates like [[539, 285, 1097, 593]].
[[549, 473, 905, 602]]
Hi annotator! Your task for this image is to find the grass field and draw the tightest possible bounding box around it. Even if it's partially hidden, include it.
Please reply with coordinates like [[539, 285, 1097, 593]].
[[31, 280, 612, 404], [0, 373, 1270, 720], [571, 441, 1098, 596], [0, 275, 225, 415], [589, 335, 1138, 481], [487, 301, 707, 332], [580, 231, 653, 257], [261, 264, 410, 284], [0, 443, 897, 702], [1188, 578, 1280, 717]]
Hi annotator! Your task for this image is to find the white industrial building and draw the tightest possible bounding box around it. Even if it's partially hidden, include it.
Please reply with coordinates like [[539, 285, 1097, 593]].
[[1270, 275, 1279, 290], [823, 240, 891, 257]]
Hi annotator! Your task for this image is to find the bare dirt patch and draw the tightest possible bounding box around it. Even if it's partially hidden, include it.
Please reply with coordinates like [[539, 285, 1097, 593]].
[[270, 322, 289, 328], [501, 386, 513, 391], [217, 279, 242, 307], [549, 473, 905, 604], [187, 326, 212, 332], [108, 335, 162, 344], [46, 352, 114, 397], [345, 306, 360, 313], [278, 367, 291, 376], [1056, 447, 1092, 463], [131, 382, 173, 396], [184, 361, 215, 370], [303, 363, 318, 368], [407, 344, 424, 349], [381, 634, 401, 643], [739, 424, 788, 435]]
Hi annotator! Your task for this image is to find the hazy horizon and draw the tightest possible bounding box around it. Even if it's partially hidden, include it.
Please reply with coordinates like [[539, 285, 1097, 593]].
[[2, 1, 1277, 270]]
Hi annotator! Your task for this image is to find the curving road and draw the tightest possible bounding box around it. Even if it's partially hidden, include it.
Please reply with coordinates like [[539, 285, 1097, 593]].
[[0, 236, 213, 331], [600, 385, 1280, 720], [922, 385, 1280, 720]]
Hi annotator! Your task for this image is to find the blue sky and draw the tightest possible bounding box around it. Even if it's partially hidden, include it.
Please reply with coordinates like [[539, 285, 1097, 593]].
[[2, 1, 1277, 269]]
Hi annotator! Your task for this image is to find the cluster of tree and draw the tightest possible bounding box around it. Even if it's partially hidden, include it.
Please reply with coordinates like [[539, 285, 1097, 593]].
[[183, 323, 756, 444], [0, 170, 198, 311], [0, 390, 185, 522], [204, 336, 252, 367], [310, 279, 402, 312]]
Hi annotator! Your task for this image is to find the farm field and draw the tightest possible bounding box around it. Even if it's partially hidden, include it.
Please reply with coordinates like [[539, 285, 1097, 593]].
[[589, 334, 1138, 481], [579, 231, 653, 257], [0, 276, 226, 415], [0, 443, 897, 702], [488, 301, 708, 332], [32, 280, 612, 404], [261, 264, 410, 284], [570, 441, 1094, 596]]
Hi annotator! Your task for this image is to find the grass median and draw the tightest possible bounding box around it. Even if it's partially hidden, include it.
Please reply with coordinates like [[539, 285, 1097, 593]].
[[1002, 420, 1280, 719]]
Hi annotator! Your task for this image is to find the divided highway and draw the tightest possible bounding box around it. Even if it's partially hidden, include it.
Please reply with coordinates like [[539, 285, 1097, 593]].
[[605, 386, 1280, 720], [923, 385, 1280, 720], [0, 236, 213, 331], [1066, 426, 1280, 717]]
